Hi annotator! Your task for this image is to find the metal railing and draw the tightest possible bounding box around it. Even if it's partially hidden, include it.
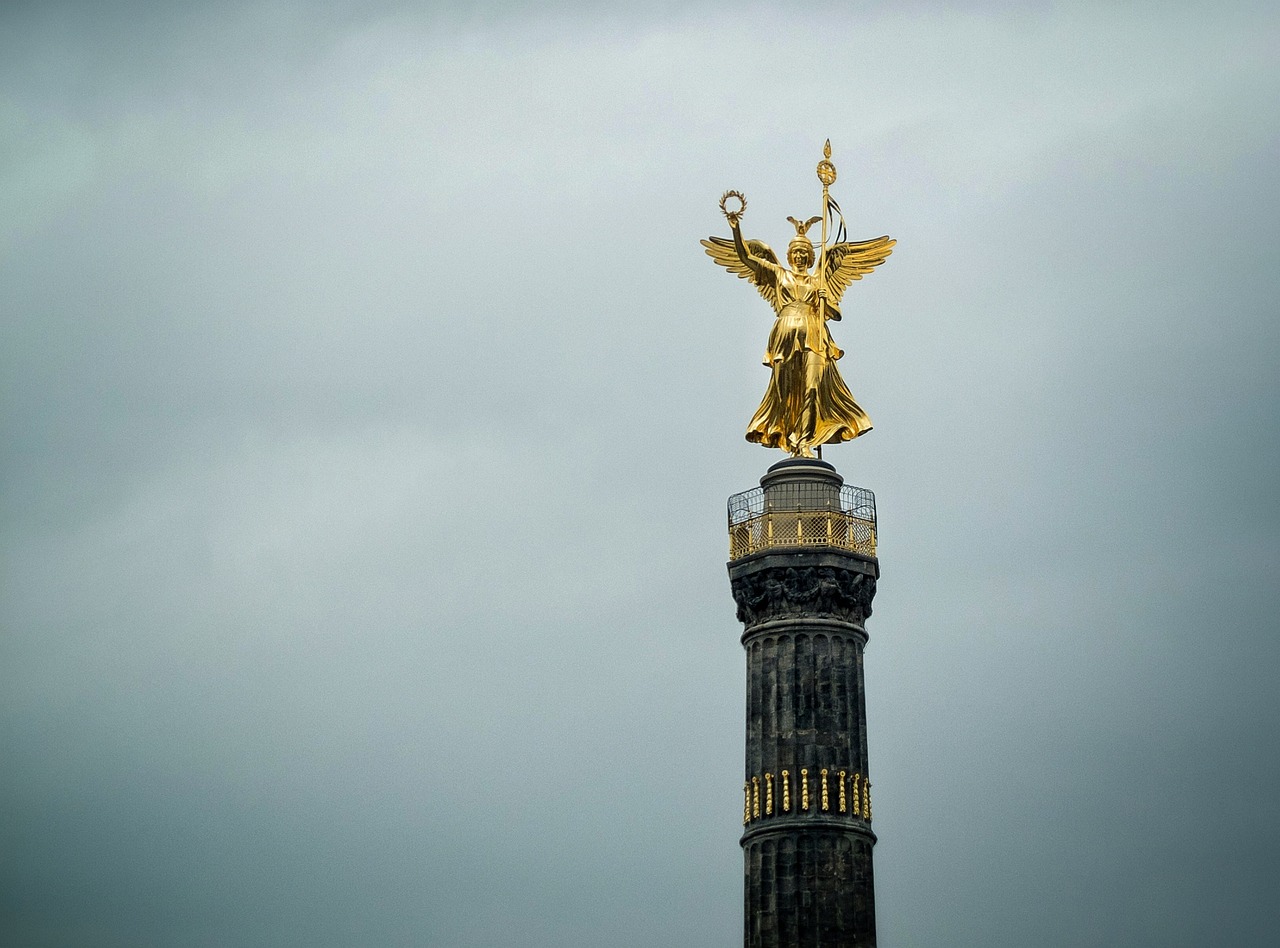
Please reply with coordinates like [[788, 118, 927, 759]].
[[728, 483, 876, 560]]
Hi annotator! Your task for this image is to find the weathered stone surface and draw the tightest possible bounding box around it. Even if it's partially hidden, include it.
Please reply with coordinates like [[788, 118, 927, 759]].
[[731, 563, 876, 629], [743, 829, 877, 948], [729, 460, 880, 948]]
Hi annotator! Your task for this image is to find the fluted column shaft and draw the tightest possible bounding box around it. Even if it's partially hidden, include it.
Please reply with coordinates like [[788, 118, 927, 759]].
[[729, 460, 879, 948]]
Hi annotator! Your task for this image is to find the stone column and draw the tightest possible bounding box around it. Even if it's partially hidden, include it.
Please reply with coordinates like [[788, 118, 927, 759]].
[[728, 458, 879, 948]]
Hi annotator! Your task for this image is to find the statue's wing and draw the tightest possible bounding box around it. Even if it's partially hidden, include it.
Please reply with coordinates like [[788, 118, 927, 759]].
[[823, 236, 896, 304], [701, 236, 781, 311]]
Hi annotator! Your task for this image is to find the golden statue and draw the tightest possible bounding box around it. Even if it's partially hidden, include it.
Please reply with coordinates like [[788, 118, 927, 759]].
[[703, 141, 894, 458]]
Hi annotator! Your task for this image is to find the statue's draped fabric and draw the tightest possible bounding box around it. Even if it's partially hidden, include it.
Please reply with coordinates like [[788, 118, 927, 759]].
[[702, 214, 893, 459], [701, 143, 890, 458], [747, 269, 872, 451]]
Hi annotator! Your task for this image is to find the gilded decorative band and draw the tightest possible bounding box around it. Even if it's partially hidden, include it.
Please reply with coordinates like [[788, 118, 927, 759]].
[[741, 770, 870, 825]]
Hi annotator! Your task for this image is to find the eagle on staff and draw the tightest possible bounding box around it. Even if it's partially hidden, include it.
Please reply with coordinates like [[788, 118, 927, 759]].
[[702, 141, 895, 459]]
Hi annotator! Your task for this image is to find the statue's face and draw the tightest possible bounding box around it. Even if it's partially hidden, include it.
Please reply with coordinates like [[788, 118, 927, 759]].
[[789, 246, 812, 269]]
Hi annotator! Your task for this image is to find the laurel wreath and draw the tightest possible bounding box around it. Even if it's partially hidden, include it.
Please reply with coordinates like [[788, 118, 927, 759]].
[[719, 190, 747, 223]]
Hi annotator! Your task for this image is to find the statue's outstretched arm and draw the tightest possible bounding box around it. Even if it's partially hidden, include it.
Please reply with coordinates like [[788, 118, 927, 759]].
[[732, 220, 778, 278], [701, 225, 782, 311]]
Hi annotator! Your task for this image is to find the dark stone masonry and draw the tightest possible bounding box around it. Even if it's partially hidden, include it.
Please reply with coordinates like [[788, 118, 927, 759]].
[[728, 458, 880, 948]]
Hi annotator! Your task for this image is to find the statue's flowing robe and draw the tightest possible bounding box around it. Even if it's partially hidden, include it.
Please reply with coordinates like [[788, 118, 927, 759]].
[[747, 269, 872, 450]]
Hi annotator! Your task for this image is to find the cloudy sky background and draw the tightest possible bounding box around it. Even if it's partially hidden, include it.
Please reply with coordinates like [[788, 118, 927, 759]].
[[3, 1, 1278, 945]]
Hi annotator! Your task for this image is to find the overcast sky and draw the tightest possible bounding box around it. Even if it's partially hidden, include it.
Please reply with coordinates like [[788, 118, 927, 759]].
[[3, 2, 1278, 946]]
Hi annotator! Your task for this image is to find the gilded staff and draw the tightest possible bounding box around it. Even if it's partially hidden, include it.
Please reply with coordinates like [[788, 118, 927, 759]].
[[816, 139, 837, 323]]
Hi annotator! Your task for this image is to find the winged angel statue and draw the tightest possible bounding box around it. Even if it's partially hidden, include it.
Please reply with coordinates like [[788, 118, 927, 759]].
[[702, 144, 894, 458]]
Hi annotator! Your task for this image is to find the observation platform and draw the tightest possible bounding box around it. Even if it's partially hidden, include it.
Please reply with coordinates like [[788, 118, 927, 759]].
[[728, 459, 877, 561]]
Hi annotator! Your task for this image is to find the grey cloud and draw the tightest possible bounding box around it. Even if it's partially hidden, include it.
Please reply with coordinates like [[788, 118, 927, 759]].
[[3, 2, 1278, 946]]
